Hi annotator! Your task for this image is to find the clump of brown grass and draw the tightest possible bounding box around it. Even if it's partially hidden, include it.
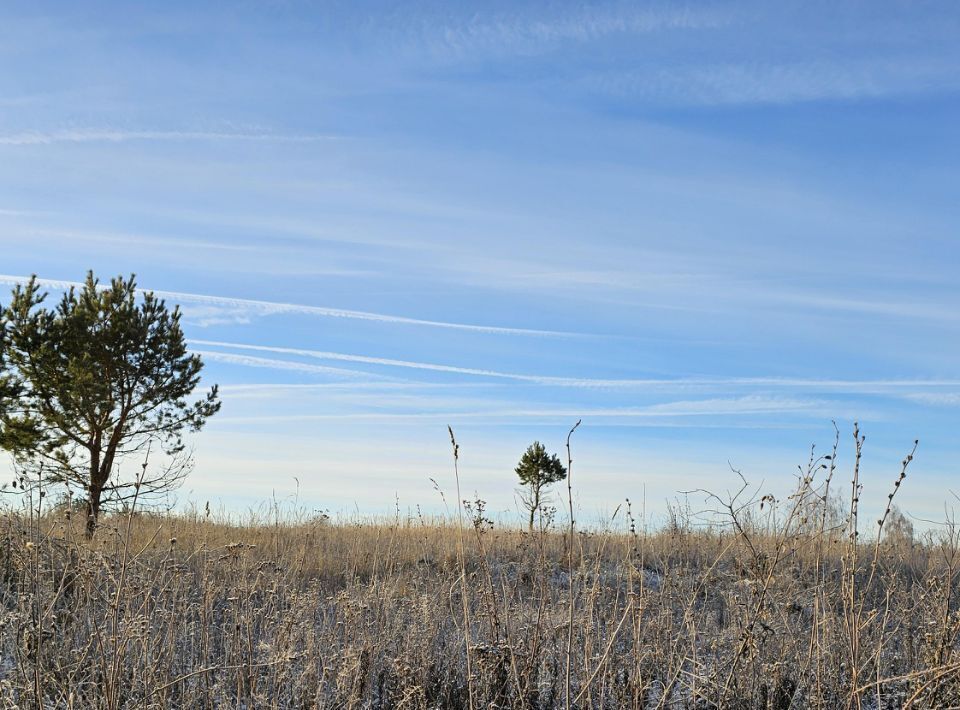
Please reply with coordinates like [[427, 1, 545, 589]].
[[1, 426, 958, 708]]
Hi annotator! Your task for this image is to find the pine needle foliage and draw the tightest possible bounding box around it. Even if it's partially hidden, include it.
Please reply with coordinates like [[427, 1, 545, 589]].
[[0, 272, 220, 536], [515, 441, 566, 531]]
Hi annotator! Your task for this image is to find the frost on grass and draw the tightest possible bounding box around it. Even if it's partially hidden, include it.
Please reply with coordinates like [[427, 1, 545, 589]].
[[1, 440, 958, 708]]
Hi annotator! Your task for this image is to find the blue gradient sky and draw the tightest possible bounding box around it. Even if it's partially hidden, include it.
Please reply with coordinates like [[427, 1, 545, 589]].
[[1, 1, 958, 525]]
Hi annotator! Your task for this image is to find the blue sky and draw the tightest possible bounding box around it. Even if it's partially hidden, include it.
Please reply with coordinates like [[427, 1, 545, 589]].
[[1, 1, 959, 525]]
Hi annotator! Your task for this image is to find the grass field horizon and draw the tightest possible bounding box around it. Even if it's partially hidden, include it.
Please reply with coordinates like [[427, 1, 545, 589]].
[[4, 424, 960, 708]]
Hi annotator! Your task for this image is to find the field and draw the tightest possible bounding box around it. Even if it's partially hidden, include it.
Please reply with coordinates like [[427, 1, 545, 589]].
[[2, 444, 960, 710]]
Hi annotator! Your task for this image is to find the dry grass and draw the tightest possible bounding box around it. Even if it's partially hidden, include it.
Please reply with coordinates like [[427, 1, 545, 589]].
[[2, 437, 959, 708]]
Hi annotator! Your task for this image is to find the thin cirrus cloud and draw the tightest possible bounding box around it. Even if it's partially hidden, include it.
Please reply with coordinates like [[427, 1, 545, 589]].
[[396, 4, 959, 106], [217, 382, 492, 396], [768, 291, 960, 324], [0, 208, 44, 217], [901, 392, 960, 407], [0, 274, 580, 337], [10, 227, 260, 253], [428, 4, 730, 56], [581, 57, 960, 106], [0, 129, 340, 146]]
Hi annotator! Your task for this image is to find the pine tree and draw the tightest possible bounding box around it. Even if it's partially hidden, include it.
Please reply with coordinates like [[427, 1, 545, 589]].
[[0, 272, 220, 536], [515, 441, 566, 531]]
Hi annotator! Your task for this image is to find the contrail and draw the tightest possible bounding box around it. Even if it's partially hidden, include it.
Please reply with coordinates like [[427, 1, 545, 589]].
[[191, 339, 960, 391], [193, 350, 395, 381], [190, 339, 537, 380], [210, 395, 825, 422], [0, 274, 578, 337]]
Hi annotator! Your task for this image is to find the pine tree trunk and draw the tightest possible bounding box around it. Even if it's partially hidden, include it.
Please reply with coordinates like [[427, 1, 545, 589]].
[[85, 485, 101, 538], [528, 484, 541, 531], [86, 447, 102, 538], [85, 434, 115, 538]]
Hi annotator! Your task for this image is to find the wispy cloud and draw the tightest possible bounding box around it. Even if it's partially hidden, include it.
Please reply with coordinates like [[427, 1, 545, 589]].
[[7, 227, 259, 253], [0, 129, 339, 146], [0, 208, 45, 217], [769, 291, 960, 323], [427, 4, 729, 57], [155, 290, 576, 337], [586, 57, 960, 106], [639, 395, 817, 416], [191, 339, 545, 381], [0, 94, 47, 108], [0, 274, 579, 337], [192, 339, 960, 392], [902, 392, 960, 407], [194, 351, 393, 381], [218, 382, 490, 397]]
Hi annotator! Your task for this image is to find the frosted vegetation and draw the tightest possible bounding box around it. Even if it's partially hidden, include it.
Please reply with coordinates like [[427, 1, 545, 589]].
[[2, 426, 959, 709]]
